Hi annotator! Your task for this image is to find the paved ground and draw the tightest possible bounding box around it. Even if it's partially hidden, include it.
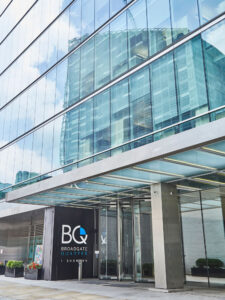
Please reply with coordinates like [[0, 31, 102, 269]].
[[0, 276, 225, 300]]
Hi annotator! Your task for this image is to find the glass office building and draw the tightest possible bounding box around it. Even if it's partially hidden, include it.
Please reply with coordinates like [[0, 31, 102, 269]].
[[1, 0, 225, 289]]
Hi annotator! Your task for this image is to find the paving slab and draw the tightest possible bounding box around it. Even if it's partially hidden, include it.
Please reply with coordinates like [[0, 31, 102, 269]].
[[0, 276, 224, 300]]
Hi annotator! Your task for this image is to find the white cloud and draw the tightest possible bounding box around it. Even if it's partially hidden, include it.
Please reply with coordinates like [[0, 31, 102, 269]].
[[0, 138, 52, 184]]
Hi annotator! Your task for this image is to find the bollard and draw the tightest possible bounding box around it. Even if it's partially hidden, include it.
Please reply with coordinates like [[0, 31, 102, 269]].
[[77, 260, 83, 281]]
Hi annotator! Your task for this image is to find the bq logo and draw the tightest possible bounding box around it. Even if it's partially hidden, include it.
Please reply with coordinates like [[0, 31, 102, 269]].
[[62, 225, 88, 245]]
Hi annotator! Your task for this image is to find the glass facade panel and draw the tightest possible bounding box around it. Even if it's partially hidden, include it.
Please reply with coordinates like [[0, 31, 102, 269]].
[[69, 0, 81, 49], [95, 0, 110, 30], [55, 59, 68, 113], [81, 0, 94, 40], [52, 116, 63, 170], [67, 50, 80, 106], [174, 36, 208, 121], [147, 0, 172, 56], [95, 26, 110, 89], [151, 52, 178, 130], [199, 0, 225, 24], [80, 39, 94, 98], [202, 20, 225, 119], [110, 0, 126, 17], [111, 79, 130, 148], [110, 12, 128, 79], [61, 110, 79, 166], [79, 100, 94, 160], [127, 0, 148, 68], [129, 67, 152, 140], [170, 0, 200, 41], [94, 90, 111, 154]]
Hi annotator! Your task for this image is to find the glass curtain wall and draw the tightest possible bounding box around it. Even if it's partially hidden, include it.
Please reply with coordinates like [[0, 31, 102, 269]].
[[180, 187, 225, 287], [1, 0, 224, 110], [1, 14, 225, 196]]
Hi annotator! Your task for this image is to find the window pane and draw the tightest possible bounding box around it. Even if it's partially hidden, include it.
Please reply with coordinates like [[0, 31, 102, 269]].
[[199, 0, 225, 24], [79, 100, 94, 159], [151, 52, 178, 130], [129, 67, 152, 140], [44, 69, 57, 121], [55, 59, 68, 114], [174, 36, 208, 121], [81, 0, 94, 40], [95, 26, 110, 89], [170, 0, 200, 41], [94, 90, 111, 153], [202, 20, 225, 119], [147, 0, 172, 56], [110, 12, 128, 79], [67, 49, 80, 106], [95, 0, 110, 29], [110, 0, 126, 17], [61, 110, 79, 166], [127, 0, 148, 68], [69, 0, 81, 49], [57, 10, 70, 60], [41, 122, 53, 174], [111, 79, 130, 147], [52, 116, 63, 170], [31, 128, 43, 177], [80, 39, 94, 98]]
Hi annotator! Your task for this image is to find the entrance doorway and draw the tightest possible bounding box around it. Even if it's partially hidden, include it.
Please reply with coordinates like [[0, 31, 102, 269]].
[[99, 198, 154, 282]]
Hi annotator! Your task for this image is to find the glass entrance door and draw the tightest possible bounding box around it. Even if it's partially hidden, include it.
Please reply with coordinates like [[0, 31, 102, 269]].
[[99, 198, 154, 282], [99, 205, 117, 279], [121, 204, 133, 280], [133, 200, 154, 282]]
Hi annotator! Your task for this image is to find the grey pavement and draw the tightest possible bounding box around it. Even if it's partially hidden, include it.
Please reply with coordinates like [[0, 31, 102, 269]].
[[0, 276, 225, 300]]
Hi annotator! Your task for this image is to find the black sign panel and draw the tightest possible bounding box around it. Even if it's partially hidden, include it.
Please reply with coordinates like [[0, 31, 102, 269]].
[[51, 207, 95, 280]]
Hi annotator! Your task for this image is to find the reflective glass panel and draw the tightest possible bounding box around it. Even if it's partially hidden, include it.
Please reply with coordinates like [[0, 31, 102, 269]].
[[127, 0, 148, 68], [95, 0, 110, 29], [199, 0, 225, 24], [170, 0, 200, 41], [80, 39, 94, 98], [111, 79, 130, 148], [147, 0, 172, 56], [110, 12, 128, 79], [94, 90, 111, 153], [174, 36, 208, 121], [81, 0, 94, 40], [129, 67, 152, 140], [79, 100, 94, 159], [67, 49, 80, 106], [95, 26, 110, 89], [151, 52, 178, 130], [202, 20, 225, 120]]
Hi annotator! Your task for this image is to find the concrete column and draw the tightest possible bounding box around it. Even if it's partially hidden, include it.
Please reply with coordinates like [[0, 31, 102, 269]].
[[151, 183, 184, 290]]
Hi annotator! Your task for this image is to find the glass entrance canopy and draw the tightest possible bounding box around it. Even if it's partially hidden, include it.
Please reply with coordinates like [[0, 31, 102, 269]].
[[11, 138, 225, 207]]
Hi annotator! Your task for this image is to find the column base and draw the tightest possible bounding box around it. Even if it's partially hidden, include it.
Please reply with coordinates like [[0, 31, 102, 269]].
[[148, 287, 192, 293]]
